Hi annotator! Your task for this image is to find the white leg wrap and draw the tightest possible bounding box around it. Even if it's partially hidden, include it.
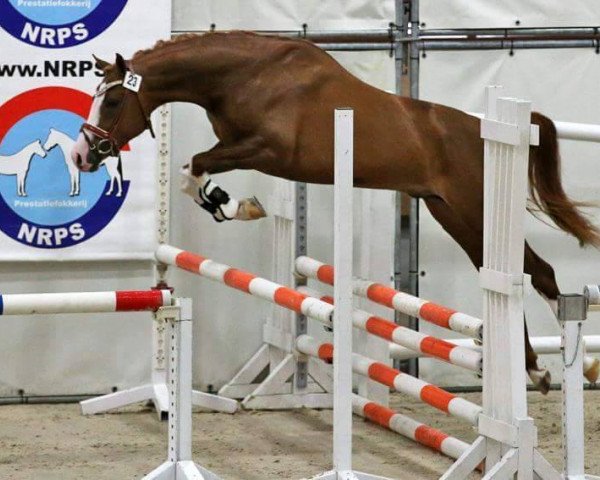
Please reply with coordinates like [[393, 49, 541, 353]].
[[179, 167, 239, 221]]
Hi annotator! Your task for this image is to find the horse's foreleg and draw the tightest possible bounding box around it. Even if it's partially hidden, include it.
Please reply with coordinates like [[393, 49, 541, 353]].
[[74, 171, 80, 196], [115, 171, 122, 197], [106, 175, 114, 195], [190, 139, 273, 176], [69, 172, 76, 196], [184, 141, 272, 222]]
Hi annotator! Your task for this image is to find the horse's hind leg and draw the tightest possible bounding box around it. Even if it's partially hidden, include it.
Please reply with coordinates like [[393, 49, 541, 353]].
[[423, 196, 551, 393], [524, 242, 559, 314], [17, 174, 25, 196]]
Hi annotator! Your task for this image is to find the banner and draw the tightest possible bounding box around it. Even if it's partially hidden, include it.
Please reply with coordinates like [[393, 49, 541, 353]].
[[0, 0, 171, 260]]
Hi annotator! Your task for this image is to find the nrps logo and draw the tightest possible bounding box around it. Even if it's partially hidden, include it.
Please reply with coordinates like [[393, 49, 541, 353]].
[[0, 87, 129, 249], [0, 0, 128, 48]]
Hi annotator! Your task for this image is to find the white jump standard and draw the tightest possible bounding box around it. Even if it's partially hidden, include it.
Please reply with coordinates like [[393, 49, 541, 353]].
[[79, 290, 238, 419], [558, 292, 600, 480], [0, 290, 218, 480], [443, 87, 556, 479]]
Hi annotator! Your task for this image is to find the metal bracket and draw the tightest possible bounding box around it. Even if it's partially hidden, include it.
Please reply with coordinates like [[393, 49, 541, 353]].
[[558, 294, 588, 323]]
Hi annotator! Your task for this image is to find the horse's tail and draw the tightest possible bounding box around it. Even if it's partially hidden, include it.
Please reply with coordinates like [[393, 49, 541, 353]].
[[529, 112, 600, 247]]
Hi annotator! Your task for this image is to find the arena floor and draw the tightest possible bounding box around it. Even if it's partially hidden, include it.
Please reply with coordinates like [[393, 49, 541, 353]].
[[0, 391, 598, 479]]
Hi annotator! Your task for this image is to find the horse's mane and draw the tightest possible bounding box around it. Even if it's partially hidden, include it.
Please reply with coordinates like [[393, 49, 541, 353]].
[[133, 33, 200, 58], [132, 31, 309, 60]]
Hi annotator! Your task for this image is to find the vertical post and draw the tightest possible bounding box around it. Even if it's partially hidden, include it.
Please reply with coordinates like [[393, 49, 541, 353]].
[[482, 88, 532, 474], [559, 294, 587, 479], [155, 104, 171, 384], [333, 108, 354, 473], [154, 104, 172, 417], [408, 0, 420, 313], [395, 0, 420, 376], [295, 181, 309, 390], [167, 298, 194, 463], [393, 0, 411, 374]]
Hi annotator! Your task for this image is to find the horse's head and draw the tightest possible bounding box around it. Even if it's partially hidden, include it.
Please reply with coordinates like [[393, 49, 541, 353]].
[[34, 139, 47, 159], [72, 53, 154, 172], [43, 128, 59, 151]]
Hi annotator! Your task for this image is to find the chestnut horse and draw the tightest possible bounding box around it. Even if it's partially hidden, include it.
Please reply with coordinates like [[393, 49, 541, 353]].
[[72, 31, 600, 393]]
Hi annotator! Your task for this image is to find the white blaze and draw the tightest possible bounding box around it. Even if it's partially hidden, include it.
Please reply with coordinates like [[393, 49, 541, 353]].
[[71, 85, 105, 170]]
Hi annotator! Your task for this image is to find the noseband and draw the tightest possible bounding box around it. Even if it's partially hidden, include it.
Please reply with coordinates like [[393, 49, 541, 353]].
[[80, 65, 155, 158]]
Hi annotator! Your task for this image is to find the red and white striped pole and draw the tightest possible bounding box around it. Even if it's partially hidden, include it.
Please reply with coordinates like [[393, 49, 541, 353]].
[[156, 245, 334, 325], [352, 394, 469, 461], [296, 335, 482, 426], [295, 256, 483, 339], [0, 290, 171, 315], [298, 286, 482, 373], [156, 244, 482, 375]]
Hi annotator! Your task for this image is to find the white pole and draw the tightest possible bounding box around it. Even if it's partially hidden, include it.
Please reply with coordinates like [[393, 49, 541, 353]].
[[559, 295, 587, 480], [333, 108, 354, 474], [0, 290, 171, 315], [468, 112, 600, 144]]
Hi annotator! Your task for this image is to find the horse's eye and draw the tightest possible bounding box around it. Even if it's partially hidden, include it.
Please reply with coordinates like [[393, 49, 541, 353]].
[[105, 98, 120, 108]]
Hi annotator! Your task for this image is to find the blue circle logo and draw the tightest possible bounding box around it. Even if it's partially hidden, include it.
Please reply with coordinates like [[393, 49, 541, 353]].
[[0, 87, 130, 249], [0, 0, 128, 48]]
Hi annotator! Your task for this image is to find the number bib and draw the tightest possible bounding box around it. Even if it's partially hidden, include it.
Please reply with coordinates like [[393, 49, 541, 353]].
[[123, 71, 143, 92]]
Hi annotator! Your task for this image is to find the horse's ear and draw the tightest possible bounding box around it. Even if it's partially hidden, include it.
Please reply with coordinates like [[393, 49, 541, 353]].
[[93, 54, 109, 71], [115, 53, 127, 74]]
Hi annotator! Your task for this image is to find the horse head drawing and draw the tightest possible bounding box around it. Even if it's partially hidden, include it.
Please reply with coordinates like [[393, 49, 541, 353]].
[[32, 139, 47, 159]]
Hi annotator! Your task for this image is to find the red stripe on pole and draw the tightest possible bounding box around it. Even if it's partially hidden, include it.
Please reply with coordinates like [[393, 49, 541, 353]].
[[366, 284, 395, 308], [420, 385, 454, 413], [318, 343, 334, 363], [274, 288, 308, 313], [317, 264, 334, 285], [116, 291, 165, 311], [223, 269, 256, 293], [320, 295, 334, 304], [414, 425, 449, 451], [363, 402, 395, 427], [176, 251, 206, 273], [420, 337, 454, 361], [419, 303, 456, 329], [368, 363, 398, 388], [365, 316, 397, 341]]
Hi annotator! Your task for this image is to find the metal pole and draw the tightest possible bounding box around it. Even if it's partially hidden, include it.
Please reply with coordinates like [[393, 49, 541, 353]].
[[393, 0, 405, 373], [417, 39, 599, 51], [398, 0, 421, 376]]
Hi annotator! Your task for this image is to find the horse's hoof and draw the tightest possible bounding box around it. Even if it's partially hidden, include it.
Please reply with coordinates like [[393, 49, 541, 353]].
[[584, 357, 600, 383], [236, 196, 267, 221], [528, 368, 551, 395]]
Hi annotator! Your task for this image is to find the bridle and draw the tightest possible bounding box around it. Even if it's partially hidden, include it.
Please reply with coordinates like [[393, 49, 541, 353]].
[[80, 63, 155, 158]]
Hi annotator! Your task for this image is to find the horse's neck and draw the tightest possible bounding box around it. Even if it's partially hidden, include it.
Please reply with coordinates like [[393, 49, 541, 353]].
[[24, 144, 38, 157], [138, 34, 260, 111]]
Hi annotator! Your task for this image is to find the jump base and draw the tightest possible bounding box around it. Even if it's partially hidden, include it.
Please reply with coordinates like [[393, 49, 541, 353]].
[[308, 470, 393, 480], [80, 375, 238, 420], [143, 461, 222, 480]]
